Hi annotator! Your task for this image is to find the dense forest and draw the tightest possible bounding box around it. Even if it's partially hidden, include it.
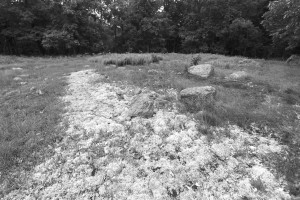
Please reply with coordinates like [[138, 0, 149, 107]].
[[0, 0, 299, 58]]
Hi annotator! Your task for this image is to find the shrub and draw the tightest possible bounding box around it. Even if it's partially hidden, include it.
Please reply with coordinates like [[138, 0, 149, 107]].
[[191, 55, 202, 66], [194, 110, 220, 127], [103, 59, 116, 65], [151, 54, 163, 63]]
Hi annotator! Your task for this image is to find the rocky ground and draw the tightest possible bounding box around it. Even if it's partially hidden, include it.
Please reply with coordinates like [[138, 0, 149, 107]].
[[3, 69, 292, 200]]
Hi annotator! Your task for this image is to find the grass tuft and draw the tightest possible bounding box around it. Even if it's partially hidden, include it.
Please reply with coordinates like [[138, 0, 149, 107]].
[[102, 54, 163, 67]]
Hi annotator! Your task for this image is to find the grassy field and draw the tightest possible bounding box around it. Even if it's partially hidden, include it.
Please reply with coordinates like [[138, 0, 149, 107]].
[[0, 56, 88, 194], [0, 53, 299, 197]]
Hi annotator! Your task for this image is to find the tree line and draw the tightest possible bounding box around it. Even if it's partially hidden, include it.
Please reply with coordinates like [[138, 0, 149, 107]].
[[0, 0, 299, 58]]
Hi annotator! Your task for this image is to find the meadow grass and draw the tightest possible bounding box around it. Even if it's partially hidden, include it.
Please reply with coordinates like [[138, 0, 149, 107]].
[[0, 56, 89, 194]]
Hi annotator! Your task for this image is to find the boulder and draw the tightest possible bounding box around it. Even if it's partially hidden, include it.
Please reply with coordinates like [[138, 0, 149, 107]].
[[228, 71, 249, 80], [126, 92, 159, 118], [180, 86, 216, 100], [180, 86, 217, 112], [188, 64, 214, 78]]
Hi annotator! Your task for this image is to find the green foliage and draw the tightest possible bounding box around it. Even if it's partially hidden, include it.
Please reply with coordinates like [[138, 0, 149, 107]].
[[0, 0, 297, 57], [263, 0, 300, 52], [191, 55, 202, 66], [0, 0, 110, 55]]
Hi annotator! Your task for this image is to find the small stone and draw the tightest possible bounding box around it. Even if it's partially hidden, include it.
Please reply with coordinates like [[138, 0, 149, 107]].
[[37, 90, 44, 95], [228, 71, 249, 80], [5, 90, 19, 96], [12, 67, 23, 71], [105, 65, 117, 69], [13, 77, 22, 81], [134, 88, 142, 95], [20, 74, 29, 77], [30, 87, 36, 92], [238, 59, 261, 67], [188, 64, 214, 78]]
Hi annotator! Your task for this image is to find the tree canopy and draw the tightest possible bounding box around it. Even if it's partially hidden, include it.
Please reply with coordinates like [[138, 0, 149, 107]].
[[0, 0, 299, 57]]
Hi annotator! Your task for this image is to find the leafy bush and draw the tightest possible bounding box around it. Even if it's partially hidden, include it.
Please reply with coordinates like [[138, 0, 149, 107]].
[[191, 55, 202, 66]]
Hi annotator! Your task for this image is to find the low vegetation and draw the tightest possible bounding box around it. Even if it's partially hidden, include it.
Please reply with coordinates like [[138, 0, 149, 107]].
[[0, 56, 89, 195], [100, 54, 163, 67], [0, 53, 299, 198]]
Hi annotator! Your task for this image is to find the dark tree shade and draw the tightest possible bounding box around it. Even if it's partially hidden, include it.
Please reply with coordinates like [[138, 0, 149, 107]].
[[0, 0, 297, 57]]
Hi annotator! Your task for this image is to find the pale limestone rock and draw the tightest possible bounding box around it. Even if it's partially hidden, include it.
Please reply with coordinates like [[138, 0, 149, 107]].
[[188, 64, 214, 78]]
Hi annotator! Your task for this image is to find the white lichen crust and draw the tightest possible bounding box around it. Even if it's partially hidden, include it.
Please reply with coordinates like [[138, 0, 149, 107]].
[[3, 70, 291, 200]]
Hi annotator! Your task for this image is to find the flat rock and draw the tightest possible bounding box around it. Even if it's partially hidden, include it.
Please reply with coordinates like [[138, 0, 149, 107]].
[[180, 86, 217, 111], [228, 71, 249, 80], [105, 64, 117, 69], [126, 92, 159, 118], [12, 67, 23, 71], [238, 59, 261, 67], [13, 77, 22, 81], [188, 64, 214, 78], [180, 86, 216, 99]]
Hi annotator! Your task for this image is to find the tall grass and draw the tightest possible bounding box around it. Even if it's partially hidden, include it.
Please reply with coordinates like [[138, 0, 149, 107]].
[[100, 54, 163, 66]]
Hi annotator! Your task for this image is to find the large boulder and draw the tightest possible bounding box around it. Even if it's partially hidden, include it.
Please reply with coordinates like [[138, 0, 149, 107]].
[[180, 86, 216, 112], [188, 64, 214, 78]]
